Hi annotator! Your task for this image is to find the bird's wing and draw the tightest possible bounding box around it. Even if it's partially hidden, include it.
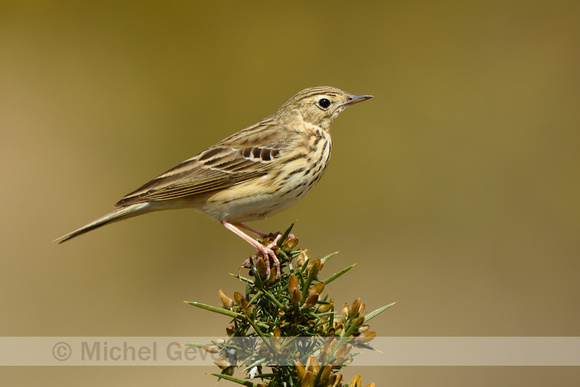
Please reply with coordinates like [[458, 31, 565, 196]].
[[116, 120, 293, 206]]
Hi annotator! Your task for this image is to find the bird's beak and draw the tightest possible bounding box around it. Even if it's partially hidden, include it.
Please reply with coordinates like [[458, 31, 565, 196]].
[[342, 94, 373, 107]]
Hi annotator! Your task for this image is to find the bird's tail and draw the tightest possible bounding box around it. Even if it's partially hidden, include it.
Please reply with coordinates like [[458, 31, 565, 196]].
[[54, 203, 150, 244]]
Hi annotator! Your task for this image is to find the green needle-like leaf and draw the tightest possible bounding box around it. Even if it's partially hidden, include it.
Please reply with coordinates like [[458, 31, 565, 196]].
[[320, 251, 339, 263], [364, 302, 397, 323], [301, 260, 319, 301], [278, 222, 295, 245], [185, 301, 243, 319], [230, 273, 255, 285], [322, 263, 357, 285], [208, 373, 256, 386]]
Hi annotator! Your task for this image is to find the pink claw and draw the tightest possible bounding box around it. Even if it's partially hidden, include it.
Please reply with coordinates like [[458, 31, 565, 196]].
[[259, 234, 282, 279], [223, 221, 282, 280]]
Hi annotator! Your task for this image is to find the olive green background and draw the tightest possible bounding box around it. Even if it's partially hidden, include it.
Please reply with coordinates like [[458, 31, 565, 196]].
[[1, 1, 579, 386]]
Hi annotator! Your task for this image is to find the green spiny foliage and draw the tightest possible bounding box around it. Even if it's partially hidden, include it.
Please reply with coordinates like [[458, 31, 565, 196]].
[[186, 224, 394, 386]]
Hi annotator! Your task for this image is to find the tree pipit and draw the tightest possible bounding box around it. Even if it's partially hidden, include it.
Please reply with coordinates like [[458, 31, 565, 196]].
[[55, 86, 373, 279]]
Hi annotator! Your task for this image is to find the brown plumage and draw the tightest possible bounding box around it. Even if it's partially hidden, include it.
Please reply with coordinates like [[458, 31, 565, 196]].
[[55, 86, 373, 278]]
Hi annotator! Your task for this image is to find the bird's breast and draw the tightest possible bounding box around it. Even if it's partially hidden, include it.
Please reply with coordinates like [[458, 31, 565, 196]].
[[200, 126, 332, 223]]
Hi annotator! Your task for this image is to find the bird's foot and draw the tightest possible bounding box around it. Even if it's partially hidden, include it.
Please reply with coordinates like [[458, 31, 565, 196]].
[[273, 231, 296, 241], [259, 234, 282, 280], [238, 234, 282, 280]]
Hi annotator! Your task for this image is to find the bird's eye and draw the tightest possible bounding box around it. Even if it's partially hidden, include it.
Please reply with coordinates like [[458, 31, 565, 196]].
[[317, 98, 331, 110]]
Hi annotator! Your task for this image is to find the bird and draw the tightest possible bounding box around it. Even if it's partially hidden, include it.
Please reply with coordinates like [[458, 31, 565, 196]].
[[55, 86, 373, 278]]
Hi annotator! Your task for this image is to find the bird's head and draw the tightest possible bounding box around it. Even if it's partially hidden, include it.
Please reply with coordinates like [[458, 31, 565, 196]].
[[277, 86, 373, 130]]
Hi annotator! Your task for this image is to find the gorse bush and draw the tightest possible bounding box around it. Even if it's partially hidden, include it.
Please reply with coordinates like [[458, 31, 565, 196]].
[[186, 224, 394, 386]]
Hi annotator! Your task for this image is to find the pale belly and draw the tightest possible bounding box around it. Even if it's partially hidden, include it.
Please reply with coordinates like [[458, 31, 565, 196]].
[[200, 170, 324, 222], [199, 132, 332, 223]]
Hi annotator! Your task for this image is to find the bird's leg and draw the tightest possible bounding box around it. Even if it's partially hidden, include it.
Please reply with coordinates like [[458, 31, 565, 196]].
[[232, 223, 269, 238], [221, 221, 281, 280], [233, 222, 296, 242]]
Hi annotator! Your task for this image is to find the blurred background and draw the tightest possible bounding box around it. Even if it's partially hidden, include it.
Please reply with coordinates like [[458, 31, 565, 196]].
[[1, 1, 579, 385]]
